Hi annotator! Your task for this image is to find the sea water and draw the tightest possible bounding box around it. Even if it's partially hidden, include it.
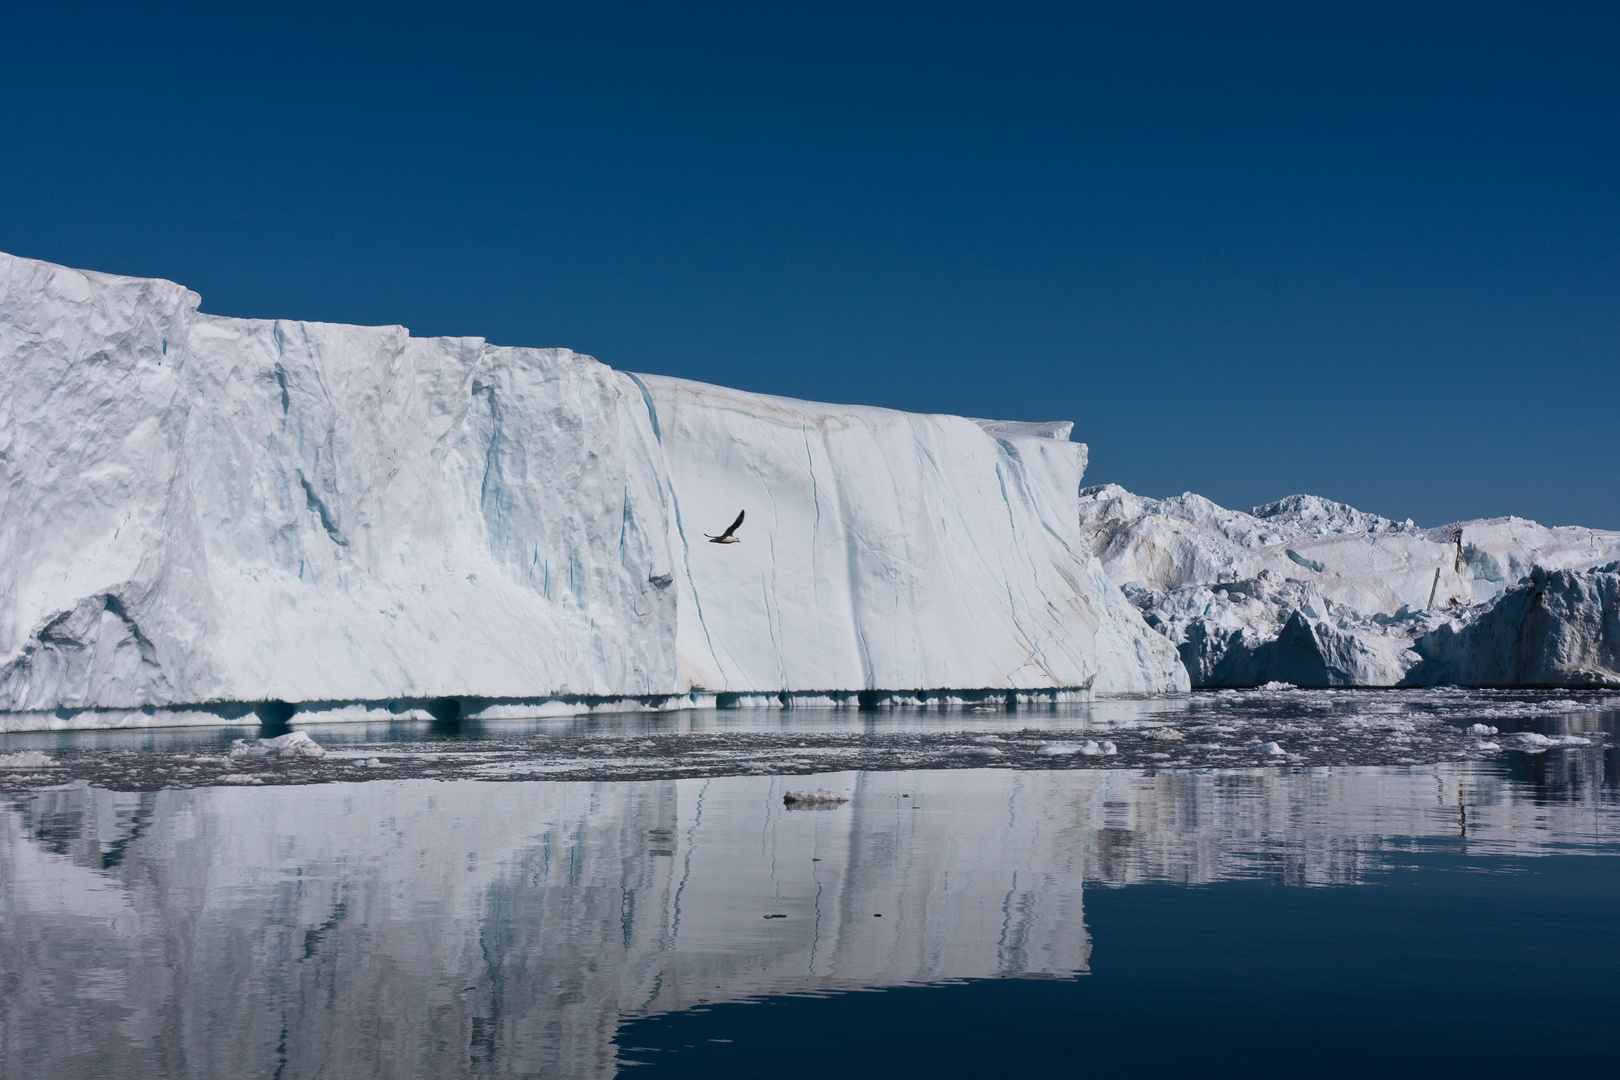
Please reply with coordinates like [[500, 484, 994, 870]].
[[1, 691, 1616, 1077]]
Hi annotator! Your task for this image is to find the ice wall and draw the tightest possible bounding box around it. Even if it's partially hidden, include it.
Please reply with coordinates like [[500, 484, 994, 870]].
[[0, 251, 1182, 725], [1411, 564, 1620, 687], [0, 252, 682, 716], [635, 375, 1185, 695]]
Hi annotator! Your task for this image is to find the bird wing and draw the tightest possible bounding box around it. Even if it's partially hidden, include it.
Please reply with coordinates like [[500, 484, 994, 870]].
[[722, 509, 745, 537]]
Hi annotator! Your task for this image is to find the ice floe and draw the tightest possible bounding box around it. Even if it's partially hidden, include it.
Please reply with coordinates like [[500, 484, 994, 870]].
[[0, 751, 56, 768], [228, 731, 326, 760]]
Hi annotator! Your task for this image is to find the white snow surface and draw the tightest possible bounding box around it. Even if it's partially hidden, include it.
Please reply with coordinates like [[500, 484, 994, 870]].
[[0, 252, 1182, 727], [1081, 485, 1620, 688]]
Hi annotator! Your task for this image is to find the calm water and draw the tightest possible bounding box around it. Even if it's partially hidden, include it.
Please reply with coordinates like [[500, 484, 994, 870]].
[[2, 696, 1617, 1077]]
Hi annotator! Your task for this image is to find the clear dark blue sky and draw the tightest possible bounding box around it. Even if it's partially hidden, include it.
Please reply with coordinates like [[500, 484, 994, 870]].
[[3, 2, 1616, 527]]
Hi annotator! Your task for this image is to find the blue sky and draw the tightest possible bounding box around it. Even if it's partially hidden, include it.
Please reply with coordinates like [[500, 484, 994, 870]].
[[3, 2, 1616, 527]]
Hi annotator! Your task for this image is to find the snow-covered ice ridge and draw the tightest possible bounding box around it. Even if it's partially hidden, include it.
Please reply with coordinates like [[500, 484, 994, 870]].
[[0, 252, 1184, 729], [1081, 485, 1620, 688]]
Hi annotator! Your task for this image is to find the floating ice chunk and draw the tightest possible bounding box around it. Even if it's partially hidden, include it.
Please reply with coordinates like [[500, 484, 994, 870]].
[[1142, 728, 1185, 741], [1468, 724, 1499, 735], [1509, 732, 1592, 752], [1257, 682, 1297, 692], [1469, 739, 1501, 751], [0, 751, 57, 768], [782, 789, 849, 809], [1037, 740, 1115, 757], [218, 774, 265, 785], [1250, 741, 1285, 756], [363, 757, 384, 768], [229, 731, 326, 760], [971, 735, 1005, 744]]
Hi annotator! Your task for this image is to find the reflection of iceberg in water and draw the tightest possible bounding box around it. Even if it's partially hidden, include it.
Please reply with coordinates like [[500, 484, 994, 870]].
[[1, 764, 1615, 1078]]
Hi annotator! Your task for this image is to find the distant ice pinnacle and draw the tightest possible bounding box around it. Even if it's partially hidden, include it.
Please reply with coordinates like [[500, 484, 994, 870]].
[[1079, 484, 1620, 688]]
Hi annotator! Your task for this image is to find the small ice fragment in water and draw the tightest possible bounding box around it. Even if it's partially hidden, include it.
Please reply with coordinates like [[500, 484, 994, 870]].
[[1469, 739, 1501, 751], [1509, 732, 1591, 752], [1143, 728, 1185, 741], [1037, 740, 1115, 757], [971, 735, 1004, 744], [229, 731, 326, 760], [1257, 682, 1297, 691], [363, 757, 384, 768], [1468, 724, 1499, 736], [1250, 741, 1285, 756], [218, 774, 265, 785], [783, 789, 849, 809], [0, 751, 57, 768]]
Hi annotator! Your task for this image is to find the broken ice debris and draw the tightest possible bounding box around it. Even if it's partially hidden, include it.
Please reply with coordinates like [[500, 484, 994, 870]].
[[1036, 740, 1116, 757], [229, 731, 326, 760], [1508, 732, 1592, 752], [0, 751, 57, 768]]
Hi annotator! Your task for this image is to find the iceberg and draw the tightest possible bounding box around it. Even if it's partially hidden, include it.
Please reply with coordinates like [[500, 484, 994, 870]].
[[0, 251, 1182, 730], [1081, 485, 1620, 688]]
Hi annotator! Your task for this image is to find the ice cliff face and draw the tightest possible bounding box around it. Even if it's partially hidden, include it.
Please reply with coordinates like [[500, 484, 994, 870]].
[[0, 252, 1181, 726], [1081, 485, 1620, 688], [0, 254, 682, 717], [1410, 564, 1620, 687], [635, 375, 1183, 696]]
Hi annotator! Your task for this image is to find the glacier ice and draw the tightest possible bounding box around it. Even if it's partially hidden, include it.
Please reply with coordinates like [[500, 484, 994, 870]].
[[0, 251, 1183, 730], [635, 374, 1184, 697], [0, 252, 683, 724], [1409, 563, 1620, 688], [1082, 485, 1620, 688]]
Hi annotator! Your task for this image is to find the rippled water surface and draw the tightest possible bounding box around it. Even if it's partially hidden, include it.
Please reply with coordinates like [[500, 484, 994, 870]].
[[2, 691, 1617, 1077]]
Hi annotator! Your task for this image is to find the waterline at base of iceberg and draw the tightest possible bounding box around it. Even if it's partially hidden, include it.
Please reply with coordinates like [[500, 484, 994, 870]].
[[3, 688, 1610, 792], [0, 687, 1103, 734]]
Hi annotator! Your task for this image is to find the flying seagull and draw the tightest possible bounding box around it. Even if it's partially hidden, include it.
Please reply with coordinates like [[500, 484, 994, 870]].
[[705, 510, 745, 544]]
